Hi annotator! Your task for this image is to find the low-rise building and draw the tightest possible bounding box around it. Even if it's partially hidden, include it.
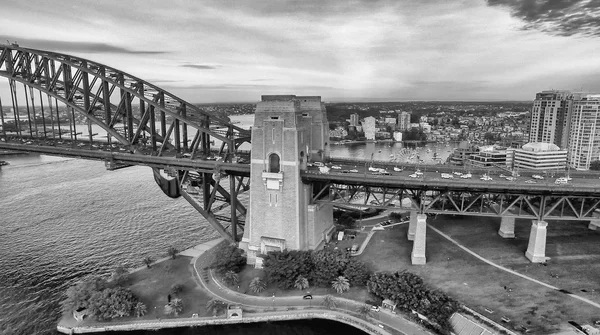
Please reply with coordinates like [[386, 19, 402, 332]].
[[468, 145, 508, 168], [510, 142, 567, 171]]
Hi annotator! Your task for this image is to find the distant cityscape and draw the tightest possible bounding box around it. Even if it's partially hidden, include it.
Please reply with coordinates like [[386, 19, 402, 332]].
[[2, 91, 600, 171]]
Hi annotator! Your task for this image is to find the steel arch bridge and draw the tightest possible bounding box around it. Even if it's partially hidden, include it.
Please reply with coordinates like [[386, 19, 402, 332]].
[[0, 44, 251, 242]]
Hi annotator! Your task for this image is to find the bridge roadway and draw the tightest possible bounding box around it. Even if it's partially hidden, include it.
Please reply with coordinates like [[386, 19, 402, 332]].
[[0, 141, 250, 176], [4, 139, 600, 196], [302, 162, 600, 197]]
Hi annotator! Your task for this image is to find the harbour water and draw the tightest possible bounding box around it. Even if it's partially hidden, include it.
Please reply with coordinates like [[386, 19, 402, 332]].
[[0, 115, 456, 335]]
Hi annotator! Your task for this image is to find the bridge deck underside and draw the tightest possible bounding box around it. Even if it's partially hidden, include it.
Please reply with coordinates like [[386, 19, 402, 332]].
[[314, 183, 600, 221]]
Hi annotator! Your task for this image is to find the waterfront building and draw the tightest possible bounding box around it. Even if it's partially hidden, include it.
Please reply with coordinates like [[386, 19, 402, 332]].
[[393, 131, 403, 141], [447, 141, 479, 166], [362, 116, 376, 140], [568, 94, 600, 170], [349, 113, 359, 127], [398, 111, 411, 131], [468, 145, 508, 168], [509, 142, 567, 171], [529, 90, 573, 149]]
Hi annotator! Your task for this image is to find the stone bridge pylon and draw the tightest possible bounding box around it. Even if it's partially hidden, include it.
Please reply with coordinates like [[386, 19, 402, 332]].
[[240, 95, 335, 266]]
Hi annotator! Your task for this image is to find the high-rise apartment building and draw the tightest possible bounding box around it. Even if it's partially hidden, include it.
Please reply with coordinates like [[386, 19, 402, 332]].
[[398, 111, 411, 131], [529, 90, 600, 170], [567, 94, 600, 170], [349, 113, 359, 127], [529, 90, 573, 149]]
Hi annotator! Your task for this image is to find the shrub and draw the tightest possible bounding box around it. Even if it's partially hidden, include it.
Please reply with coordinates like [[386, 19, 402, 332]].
[[210, 243, 246, 275], [170, 283, 184, 295], [343, 259, 371, 286], [262, 250, 314, 289], [88, 287, 138, 321], [310, 249, 350, 287], [142, 256, 154, 268], [61, 276, 107, 313], [110, 265, 129, 286], [367, 271, 459, 334], [167, 246, 179, 259]]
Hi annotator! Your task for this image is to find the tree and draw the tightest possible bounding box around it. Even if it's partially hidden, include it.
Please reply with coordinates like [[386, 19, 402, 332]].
[[223, 270, 239, 286], [331, 276, 350, 294], [134, 302, 147, 317], [343, 260, 371, 286], [590, 160, 600, 171], [356, 304, 372, 319], [61, 276, 107, 313], [206, 298, 227, 316], [263, 250, 314, 289], [294, 276, 309, 291], [337, 212, 355, 227], [88, 287, 138, 320], [210, 243, 246, 275], [110, 265, 129, 286], [367, 271, 459, 333], [170, 283, 184, 295], [311, 249, 349, 287], [142, 256, 154, 268], [167, 246, 179, 259], [249, 277, 267, 293], [322, 294, 337, 309], [170, 298, 183, 315]]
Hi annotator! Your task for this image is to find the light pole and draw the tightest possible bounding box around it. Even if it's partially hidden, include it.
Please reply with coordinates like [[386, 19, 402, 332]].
[[272, 293, 275, 309]]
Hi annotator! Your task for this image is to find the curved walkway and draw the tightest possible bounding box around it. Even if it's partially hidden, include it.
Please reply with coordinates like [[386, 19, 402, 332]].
[[193, 247, 433, 335], [427, 224, 600, 310]]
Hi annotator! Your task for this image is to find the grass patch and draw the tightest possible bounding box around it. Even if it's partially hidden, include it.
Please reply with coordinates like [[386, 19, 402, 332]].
[[358, 214, 600, 334]]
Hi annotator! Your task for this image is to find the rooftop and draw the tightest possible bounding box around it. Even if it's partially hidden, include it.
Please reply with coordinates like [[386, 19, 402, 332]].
[[521, 142, 561, 152]]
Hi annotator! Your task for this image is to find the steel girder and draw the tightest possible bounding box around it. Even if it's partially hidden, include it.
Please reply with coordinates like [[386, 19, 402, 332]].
[[0, 44, 251, 155], [317, 183, 600, 221], [0, 44, 252, 241]]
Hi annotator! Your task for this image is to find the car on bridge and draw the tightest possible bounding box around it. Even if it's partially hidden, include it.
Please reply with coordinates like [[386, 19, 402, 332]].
[[532, 174, 544, 180], [331, 165, 342, 169], [555, 177, 568, 185], [525, 179, 536, 184]]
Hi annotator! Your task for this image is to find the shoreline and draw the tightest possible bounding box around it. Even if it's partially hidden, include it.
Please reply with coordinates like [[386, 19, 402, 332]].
[[56, 238, 394, 335]]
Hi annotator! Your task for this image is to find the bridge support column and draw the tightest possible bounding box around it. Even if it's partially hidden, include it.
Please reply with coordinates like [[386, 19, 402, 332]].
[[498, 217, 515, 238], [411, 214, 427, 265], [407, 211, 417, 241], [525, 220, 548, 263]]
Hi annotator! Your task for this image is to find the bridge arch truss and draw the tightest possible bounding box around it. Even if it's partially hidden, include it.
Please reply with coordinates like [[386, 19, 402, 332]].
[[0, 44, 252, 242]]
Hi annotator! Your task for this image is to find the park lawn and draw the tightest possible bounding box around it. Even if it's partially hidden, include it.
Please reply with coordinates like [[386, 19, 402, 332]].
[[358, 215, 600, 334], [125, 255, 214, 319]]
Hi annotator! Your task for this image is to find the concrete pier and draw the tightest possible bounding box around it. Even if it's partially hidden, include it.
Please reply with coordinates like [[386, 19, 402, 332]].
[[498, 217, 515, 238], [525, 220, 548, 263], [407, 211, 417, 241], [411, 214, 427, 265]]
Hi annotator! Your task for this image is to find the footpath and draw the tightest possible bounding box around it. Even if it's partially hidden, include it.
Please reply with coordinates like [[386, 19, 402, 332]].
[[57, 238, 433, 335], [192, 241, 433, 335]]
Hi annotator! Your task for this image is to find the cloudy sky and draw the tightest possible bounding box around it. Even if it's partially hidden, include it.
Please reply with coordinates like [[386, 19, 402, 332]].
[[1, 0, 600, 102]]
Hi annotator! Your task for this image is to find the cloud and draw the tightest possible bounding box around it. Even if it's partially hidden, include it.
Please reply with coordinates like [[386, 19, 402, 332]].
[[486, 0, 600, 37], [180, 64, 220, 70], [0, 35, 167, 54]]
